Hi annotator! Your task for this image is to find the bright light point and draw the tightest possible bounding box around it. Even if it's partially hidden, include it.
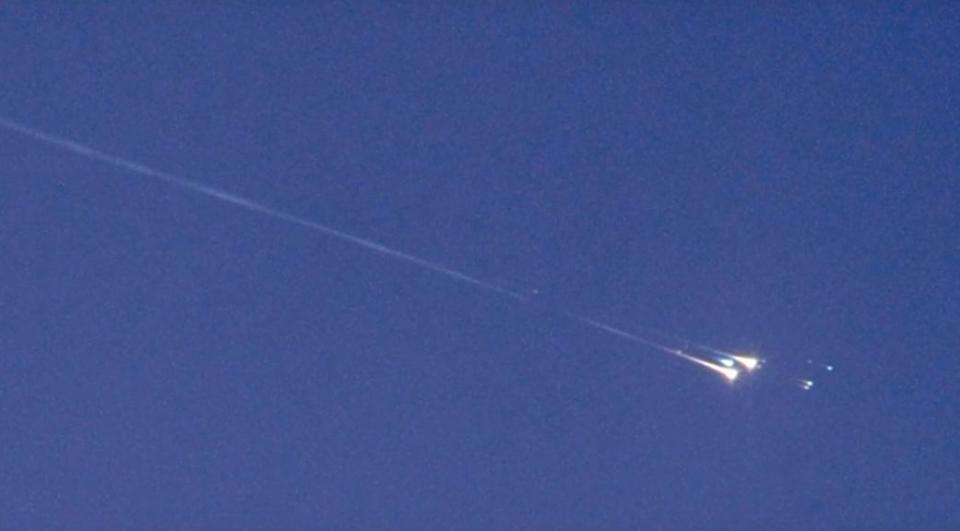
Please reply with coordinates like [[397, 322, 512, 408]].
[[718, 358, 736, 368], [730, 354, 761, 371], [798, 379, 814, 390], [807, 360, 834, 372]]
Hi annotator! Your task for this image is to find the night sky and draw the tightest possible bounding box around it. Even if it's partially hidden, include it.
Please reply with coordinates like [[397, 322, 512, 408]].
[[2, 4, 958, 529]]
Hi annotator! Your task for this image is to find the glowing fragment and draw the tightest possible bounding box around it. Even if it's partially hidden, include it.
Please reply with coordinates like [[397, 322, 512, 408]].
[[730, 354, 761, 371], [807, 360, 835, 372]]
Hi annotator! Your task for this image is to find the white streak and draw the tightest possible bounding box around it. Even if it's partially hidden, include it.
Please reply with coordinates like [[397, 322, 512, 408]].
[[730, 354, 761, 371], [0, 116, 524, 300], [569, 313, 740, 381], [0, 116, 747, 385]]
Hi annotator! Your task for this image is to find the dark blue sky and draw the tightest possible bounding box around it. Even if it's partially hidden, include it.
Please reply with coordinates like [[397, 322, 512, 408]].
[[2, 3, 958, 529]]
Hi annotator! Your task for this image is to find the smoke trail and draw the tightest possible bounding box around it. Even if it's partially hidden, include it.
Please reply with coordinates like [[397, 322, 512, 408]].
[[1, 115, 739, 381], [0, 116, 524, 300], [567, 313, 740, 380]]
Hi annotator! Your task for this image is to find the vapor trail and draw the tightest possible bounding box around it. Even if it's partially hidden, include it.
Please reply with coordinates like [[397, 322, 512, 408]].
[[567, 313, 740, 381], [1, 116, 736, 381], [625, 322, 736, 358], [0, 116, 524, 300]]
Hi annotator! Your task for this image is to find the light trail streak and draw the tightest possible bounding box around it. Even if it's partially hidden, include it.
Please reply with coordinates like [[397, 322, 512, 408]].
[[613, 322, 763, 369], [0, 115, 743, 382], [0, 116, 525, 301], [567, 314, 740, 381], [728, 354, 761, 371]]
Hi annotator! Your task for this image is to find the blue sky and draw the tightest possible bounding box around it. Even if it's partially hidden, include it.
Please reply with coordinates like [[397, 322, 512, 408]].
[[2, 3, 958, 529]]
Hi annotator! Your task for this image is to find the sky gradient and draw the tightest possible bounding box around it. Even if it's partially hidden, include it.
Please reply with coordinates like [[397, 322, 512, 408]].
[[2, 4, 958, 529]]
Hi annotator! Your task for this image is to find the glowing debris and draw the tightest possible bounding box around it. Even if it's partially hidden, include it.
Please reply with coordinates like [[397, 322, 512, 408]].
[[730, 354, 761, 371]]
